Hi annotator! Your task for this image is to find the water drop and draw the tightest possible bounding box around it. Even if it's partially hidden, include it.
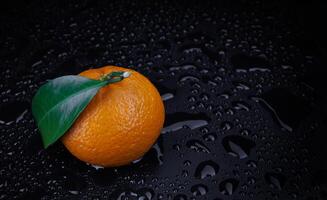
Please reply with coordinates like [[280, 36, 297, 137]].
[[68, 190, 79, 195], [182, 170, 189, 177], [88, 164, 104, 170], [220, 121, 232, 131], [195, 160, 219, 179], [152, 142, 164, 165], [232, 101, 250, 111], [191, 184, 207, 196], [219, 179, 239, 195], [161, 113, 210, 134], [222, 135, 255, 159], [233, 82, 250, 90], [246, 160, 257, 168], [169, 64, 197, 71], [186, 140, 211, 153], [183, 160, 191, 167], [252, 97, 292, 132], [138, 188, 154, 200], [116, 191, 138, 200], [218, 93, 230, 99], [162, 120, 208, 134], [248, 67, 271, 72], [132, 157, 143, 164], [203, 133, 216, 142], [178, 75, 200, 84], [265, 172, 286, 190], [254, 88, 310, 132], [161, 93, 174, 101]]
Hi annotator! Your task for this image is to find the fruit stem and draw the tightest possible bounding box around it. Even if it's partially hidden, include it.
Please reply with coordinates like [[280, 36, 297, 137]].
[[100, 71, 131, 83]]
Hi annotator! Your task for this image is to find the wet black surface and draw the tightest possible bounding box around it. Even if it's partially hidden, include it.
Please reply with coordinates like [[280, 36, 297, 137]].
[[1, 0, 327, 199]]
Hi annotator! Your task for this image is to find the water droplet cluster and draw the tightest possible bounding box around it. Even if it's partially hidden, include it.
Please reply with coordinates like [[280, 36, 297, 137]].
[[0, 0, 326, 199]]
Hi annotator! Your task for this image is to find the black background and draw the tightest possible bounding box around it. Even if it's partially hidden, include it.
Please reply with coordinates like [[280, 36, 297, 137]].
[[1, 0, 327, 199]]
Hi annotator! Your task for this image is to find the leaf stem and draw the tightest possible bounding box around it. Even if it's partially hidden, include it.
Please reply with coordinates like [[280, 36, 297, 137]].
[[100, 71, 131, 83]]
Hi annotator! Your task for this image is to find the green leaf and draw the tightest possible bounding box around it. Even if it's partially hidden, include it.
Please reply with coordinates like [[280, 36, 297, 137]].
[[32, 75, 108, 148]]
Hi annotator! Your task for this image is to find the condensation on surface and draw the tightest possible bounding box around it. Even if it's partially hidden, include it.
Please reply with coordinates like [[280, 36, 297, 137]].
[[0, 0, 326, 199]]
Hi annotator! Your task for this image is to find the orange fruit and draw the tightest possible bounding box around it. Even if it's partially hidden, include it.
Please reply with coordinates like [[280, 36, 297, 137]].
[[61, 66, 165, 167]]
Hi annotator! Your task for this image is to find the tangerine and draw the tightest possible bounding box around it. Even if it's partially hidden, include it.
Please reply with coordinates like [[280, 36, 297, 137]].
[[61, 66, 165, 167]]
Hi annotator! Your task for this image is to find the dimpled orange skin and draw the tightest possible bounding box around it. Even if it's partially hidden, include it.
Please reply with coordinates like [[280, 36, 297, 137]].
[[61, 66, 165, 167]]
